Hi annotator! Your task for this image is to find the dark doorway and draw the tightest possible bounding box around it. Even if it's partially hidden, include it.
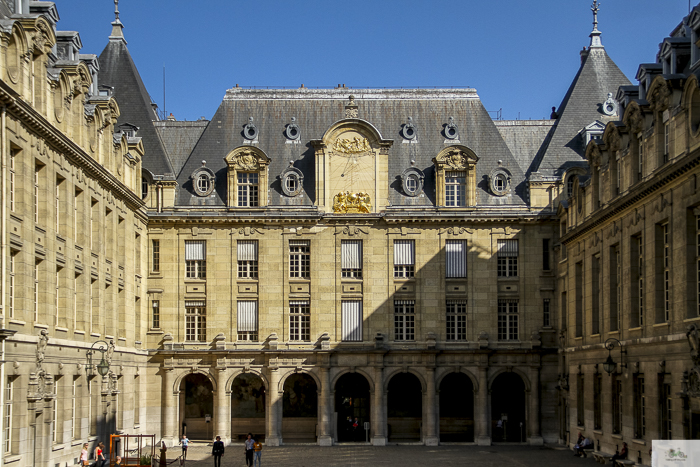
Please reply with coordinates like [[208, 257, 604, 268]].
[[491, 372, 526, 442], [179, 374, 214, 440], [335, 373, 371, 442], [387, 372, 422, 442], [231, 373, 266, 442], [282, 373, 318, 443], [692, 412, 700, 439], [439, 372, 474, 442]]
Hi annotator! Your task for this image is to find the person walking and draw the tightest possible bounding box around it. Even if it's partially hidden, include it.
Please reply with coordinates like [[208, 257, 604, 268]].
[[212, 436, 225, 467], [244, 433, 255, 467], [253, 437, 263, 467], [94, 442, 106, 467], [79, 443, 89, 466], [180, 435, 189, 461]]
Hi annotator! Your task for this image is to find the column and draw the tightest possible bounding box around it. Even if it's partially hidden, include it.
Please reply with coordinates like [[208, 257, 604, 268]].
[[215, 369, 230, 444], [162, 368, 176, 443], [266, 368, 281, 446], [528, 366, 543, 445], [424, 368, 438, 445], [476, 365, 491, 446], [371, 366, 386, 445], [318, 367, 332, 446]]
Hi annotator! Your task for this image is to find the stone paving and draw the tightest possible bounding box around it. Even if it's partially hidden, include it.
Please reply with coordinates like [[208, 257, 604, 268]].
[[157, 443, 601, 467]]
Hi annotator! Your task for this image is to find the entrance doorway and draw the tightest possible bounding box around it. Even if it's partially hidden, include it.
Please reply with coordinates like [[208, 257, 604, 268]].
[[335, 373, 370, 442], [231, 373, 266, 442], [491, 372, 526, 442], [387, 372, 422, 442], [282, 373, 318, 443], [179, 374, 214, 440], [439, 372, 474, 442]]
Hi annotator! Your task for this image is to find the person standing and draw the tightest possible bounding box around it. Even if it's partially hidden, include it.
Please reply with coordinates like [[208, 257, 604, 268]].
[[94, 442, 105, 467], [253, 438, 263, 467], [212, 436, 225, 467], [244, 433, 255, 467], [79, 443, 89, 466], [181, 435, 189, 460]]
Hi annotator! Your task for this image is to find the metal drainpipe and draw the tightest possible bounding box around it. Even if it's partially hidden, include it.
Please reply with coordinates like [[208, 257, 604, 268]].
[[0, 105, 7, 467]]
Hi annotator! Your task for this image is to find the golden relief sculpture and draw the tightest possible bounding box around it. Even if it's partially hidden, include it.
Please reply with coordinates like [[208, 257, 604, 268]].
[[332, 137, 371, 155], [333, 191, 372, 213]]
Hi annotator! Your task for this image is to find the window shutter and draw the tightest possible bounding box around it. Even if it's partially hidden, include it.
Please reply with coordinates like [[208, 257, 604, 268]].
[[446, 240, 467, 278], [185, 240, 206, 260], [341, 301, 362, 341], [237, 241, 258, 261], [185, 300, 205, 308], [497, 239, 518, 257], [237, 301, 258, 332], [341, 240, 362, 269], [393, 240, 415, 265]]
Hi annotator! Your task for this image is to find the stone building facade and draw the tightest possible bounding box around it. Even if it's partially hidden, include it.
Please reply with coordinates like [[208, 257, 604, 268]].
[[0, 1, 697, 467]]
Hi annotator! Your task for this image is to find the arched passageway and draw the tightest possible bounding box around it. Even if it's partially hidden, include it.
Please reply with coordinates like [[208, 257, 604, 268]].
[[439, 372, 474, 442], [231, 373, 266, 442], [335, 373, 371, 442], [282, 373, 318, 443], [491, 372, 526, 442], [179, 374, 214, 440], [387, 372, 422, 442]]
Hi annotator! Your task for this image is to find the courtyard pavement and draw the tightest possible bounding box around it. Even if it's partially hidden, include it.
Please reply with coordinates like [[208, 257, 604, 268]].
[[162, 443, 602, 467]]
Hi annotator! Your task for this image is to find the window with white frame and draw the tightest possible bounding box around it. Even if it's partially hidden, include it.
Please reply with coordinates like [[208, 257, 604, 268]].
[[55, 176, 62, 233], [289, 300, 310, 341], [341, 240, 363, 278], [185, 240, 206, 279], [52, 377, 59, 444], [663, 122, 670, 162], [71, 378, 77, 440], [497, 299, 519, 341], [55, 266, 61, 326], [237, 300, 258, 341], [9, 150, 15, 213], [445, 171, 466, 206], [34, 163, 40, 224], [237, 172, 259, 207], [393, 240, 415, 278], [446, 299, 467, 341], [34, 260, 40, 322], [133, 375, 140, 426], [4, 377, 12, 454], [185, 300, 206, 342], [394, 300, 415, 341], [289, 240, 310, 278], [237, 240, 258, 279], [341, 300, 362, 342], [497, 239, 518, 277], [445, 240, 467, 278], [151, 300, 160, 329], [9, 252, 15, 319]]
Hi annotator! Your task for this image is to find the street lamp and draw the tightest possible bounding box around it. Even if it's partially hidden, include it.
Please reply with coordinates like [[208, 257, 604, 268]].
[[87, 340, 111, 377], [603, 338, 626, 374]]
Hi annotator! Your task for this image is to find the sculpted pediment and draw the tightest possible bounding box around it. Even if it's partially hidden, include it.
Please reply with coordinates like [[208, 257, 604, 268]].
[[224, 146, 270, 171]]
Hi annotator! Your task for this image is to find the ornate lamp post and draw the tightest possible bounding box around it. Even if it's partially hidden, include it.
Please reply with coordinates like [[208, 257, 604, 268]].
[[86, 340, 111, 377], [603, 338, 626, 374]]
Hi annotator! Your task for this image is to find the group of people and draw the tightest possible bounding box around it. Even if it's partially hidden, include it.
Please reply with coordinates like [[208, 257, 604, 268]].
[[78, 442, 107, 466], [573, 433, 628, 467]]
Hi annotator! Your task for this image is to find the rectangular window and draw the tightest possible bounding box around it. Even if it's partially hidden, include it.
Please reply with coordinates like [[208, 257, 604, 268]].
[[55, 176, 61, 233], [394, 300, 415, 341], [497, 239, 518, 277], [185, 240, 206, 279], [237, 172, 259, 207], [237, 240, 259, 279], [152, 300, 160, 329], [393, 240, 415, 278], [34, 163, 40, 224], [542, 238, 551, 271], [661, 381, 672, 439], [71, 378, 77, 440], [4, 377, 12, 454], [664, 122, 670, 162], [34, 260, 40, 322], [610, 245, 621, 332], [446, 299, 467, 341], [289, 300, 310, 342], [341, 240, 363, 278], [575, 261, 583, 337], [638, 135, 644, 181], [237, 300, 258, 341], [445, 240, 467, 278], [341, 300, 362, 342], [663, 223, 671, 322], [632, 234, 644, 327], [592, 254, 601, 335], [497, 299, 519, 341], [543, 298, 551, 327], [634, 375, 646, 439], [9, 150, 15, 213], [655, 223, 670, 323], [151, 239, 160, 272], [594, 373, 602, 430], [577, 374, 584, 426], [612, 376, 622, 434], [52, 378, 59, 443], [445, 171, 466, 206], [185, 300, 206, 342], [133, 375, 140, 426], [55, 266, 61, 326], [9, 253, 15, 319], [289, 240, 310, 279]]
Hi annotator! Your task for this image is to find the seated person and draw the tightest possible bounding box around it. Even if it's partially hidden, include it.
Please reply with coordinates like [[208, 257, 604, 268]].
[[611, 442, 628, 467]]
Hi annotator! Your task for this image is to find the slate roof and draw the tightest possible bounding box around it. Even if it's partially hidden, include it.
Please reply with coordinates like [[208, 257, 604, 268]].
[[154, 120, 209, 176], [494, 120, 555, 175], [532, 47, 630, 177], [98, 33, 175, 179], [175, 88, 527, 208]]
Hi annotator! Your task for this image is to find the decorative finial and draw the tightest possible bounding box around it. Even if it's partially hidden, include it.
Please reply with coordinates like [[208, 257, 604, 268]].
[[114, 0, 120, 21], [345, 95, 358, 118], [202, 160, 207, 167], [109, 0, 127, 43], [589, 1, 603, 49]]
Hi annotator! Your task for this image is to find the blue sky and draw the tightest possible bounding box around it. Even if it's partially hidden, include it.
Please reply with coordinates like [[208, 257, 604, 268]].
[[56, 0, 691, 121]]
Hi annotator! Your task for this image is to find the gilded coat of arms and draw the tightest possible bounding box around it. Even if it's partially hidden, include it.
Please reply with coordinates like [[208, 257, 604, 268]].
[[333, 191, 372, 213]]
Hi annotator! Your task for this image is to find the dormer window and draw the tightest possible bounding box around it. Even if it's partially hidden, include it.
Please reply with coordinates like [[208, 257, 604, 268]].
[[433, 146, 479, 207], [224, 147, 271, 207], [197, 173, 211, 194], [190, 162, 216, 197]]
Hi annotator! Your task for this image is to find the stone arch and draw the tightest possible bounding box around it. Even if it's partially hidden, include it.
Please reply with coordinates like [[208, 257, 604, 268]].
[[488, 367, 531, 392], [382, 367, 427, 393], [334, 372, 372, 442], [230, 371, 267, 442], [490, 370, 528, 442], [330, 367, 375, 392], [52, 70, 71, 124], [178, 372, 216, 440], [320, 118, 391, 148], [226, 369, 269, 393], [438, 371, 475, 442], [684, 74, 700, 138], [32, 17, 56, 53], [386, 370, 423, 442], [435, 368, 479, 394], [277, 368, 321, 394], [281, 371, 319, 443], [6, 23, 28, 85], [172, 368, 218, 395]]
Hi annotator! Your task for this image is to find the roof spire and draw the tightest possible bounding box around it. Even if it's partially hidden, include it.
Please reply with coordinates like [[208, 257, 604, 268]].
[[109, 0, 127, 44], [589, 1, 603, 49]]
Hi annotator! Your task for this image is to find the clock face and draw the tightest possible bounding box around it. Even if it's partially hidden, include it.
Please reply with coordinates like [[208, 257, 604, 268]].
[[328, 131, 376, 210]]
